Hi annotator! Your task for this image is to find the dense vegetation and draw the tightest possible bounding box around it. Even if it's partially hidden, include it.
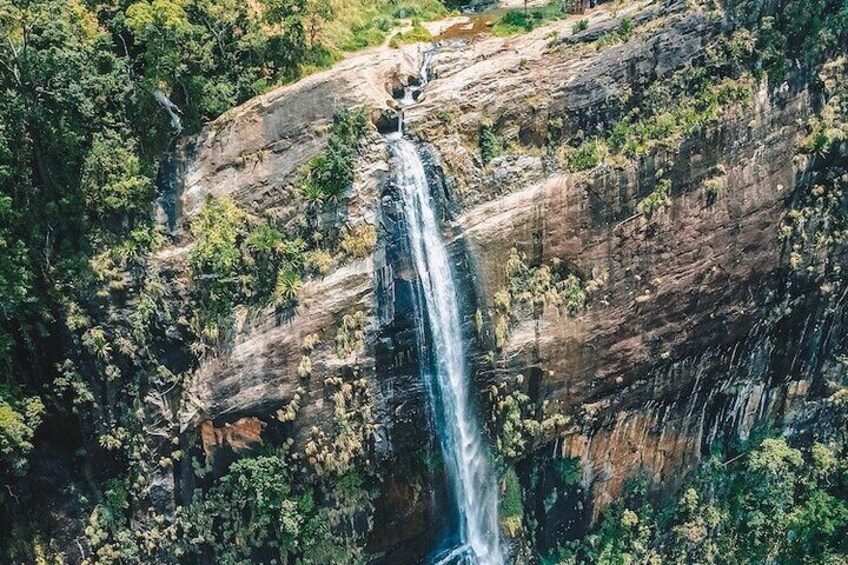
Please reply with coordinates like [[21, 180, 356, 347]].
[[548, 436, 848, 564], [0, 0, 432, 561], [2, 0, 848, 562]]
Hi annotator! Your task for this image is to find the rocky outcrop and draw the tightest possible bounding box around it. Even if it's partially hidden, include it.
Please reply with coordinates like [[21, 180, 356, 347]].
[[163, 47, 423, 230]]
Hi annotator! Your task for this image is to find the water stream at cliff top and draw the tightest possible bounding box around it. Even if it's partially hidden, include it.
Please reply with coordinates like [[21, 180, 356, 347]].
[[387, 48, 503, 565]]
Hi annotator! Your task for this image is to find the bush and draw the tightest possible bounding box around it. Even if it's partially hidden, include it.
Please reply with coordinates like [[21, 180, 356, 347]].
[[637, 179, 672, 216], [0, 386, 44, 476], [339, 223, 377, 259], [555, 437, 848, 564], [189, 196, 308, 340], [500, 467, 524, 536], [436, 109, 456, 124], [572, 19, 589, 34], [705, 178, 723, 203], [81, 131, 154, 221], [618, 17, 633, 40], [480, 124, 507, 163], [299, 107, 369, 204], [566, 139, 607, 172]]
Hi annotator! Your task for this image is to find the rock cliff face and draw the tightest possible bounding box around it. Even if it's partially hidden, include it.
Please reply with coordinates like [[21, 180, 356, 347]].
[[163, 0, 846, 558]]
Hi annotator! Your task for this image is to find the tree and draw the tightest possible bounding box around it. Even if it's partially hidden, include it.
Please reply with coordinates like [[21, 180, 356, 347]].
[[306, 0, 333, 48]]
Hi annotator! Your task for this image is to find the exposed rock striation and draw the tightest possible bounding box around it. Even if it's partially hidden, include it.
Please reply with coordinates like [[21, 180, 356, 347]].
[[163, 0, 847, 558]]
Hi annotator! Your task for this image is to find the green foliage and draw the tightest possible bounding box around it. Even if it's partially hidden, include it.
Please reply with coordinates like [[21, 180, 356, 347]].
[[557, 457, 582, 486], [436, 109, 457, 124], [299, 107, 369, 204], [0, 386, 44, 478], [551, 437, 848, 564], [727, 0, 848, 82], [339, 223, 377, 259], [607, 73, 754, 158], [389, 22, 433, 48], [500, 467, 524, 536], [566, 139, 607, 172], [0, 197, 30, 366], [81, 131, 155, 221], [0, 0, 386, 521], [779, 57, 848, 277], [185, 106, 368, 346], [493, 1, 570, 36], [572, 19, 589, 34], [190, 197, 249, 288], [505, 248, 591, 315], [489, 248, 601, 350], [335, 311, 368, 358], [480, 123, 507, 164], [637, 179, 672, 217], [122, 0, 315, 129], [617, 17, 633, 41], [189, 196, 306, 344], [488, 376, 569, 461], [305, 374, 374, 477], [83, 446, 374, 564], [182, 452, 313, 561], [704, 178, 723, 203], [321, 0, 447, 53], [494, 9, 535, 35], [594, 17, 635, 49]]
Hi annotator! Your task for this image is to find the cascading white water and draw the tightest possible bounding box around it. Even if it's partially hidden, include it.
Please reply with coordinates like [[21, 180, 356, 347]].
[[389, 135, 503, 564]]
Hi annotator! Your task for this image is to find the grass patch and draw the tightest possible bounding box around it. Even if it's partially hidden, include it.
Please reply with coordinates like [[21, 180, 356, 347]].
[[389, 21, 433, 48], [493, 0, 571, 36], [321, 0, 447, 53]]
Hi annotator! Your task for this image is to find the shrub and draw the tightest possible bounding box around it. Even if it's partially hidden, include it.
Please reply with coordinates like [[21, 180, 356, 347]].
[[335, 311, 368, 357], [436, 109, 456, 124], [500, 467, 524, 536], [190, 197, 248, 297], [637, 179, 672, 216], [572, 19, 589, 34], [272, 267, 303, 309], [299, 107, 369, 205], [0, 386, 44, 476], [705, 178, 723, 203], [495, 10, 534, 35], [339, 223, 377, 259], [81, 131, 154, 221], [596, 30, 622, 48], [304, 249, 334, 275], [557, 457, 582, 485], [618, 17, 633, 40], [566, 139, 607, 172], [480, 124, 507, 163]]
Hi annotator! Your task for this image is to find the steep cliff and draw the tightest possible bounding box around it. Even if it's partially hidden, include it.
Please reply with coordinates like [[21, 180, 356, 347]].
[[143, 0, 847, 561]]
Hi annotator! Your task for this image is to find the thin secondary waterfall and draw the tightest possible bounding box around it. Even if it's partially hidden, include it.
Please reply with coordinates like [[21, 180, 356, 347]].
[[388, 52, 503, 560]]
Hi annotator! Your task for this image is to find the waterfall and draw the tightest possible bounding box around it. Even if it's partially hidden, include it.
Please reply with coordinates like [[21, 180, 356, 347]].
[[389, 135, 503, 564]]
